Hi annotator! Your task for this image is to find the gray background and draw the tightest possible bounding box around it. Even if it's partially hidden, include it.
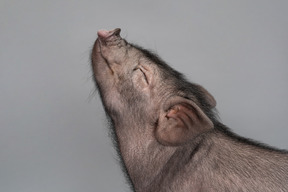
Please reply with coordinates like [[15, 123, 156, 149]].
[[1, 0, 287, 191]]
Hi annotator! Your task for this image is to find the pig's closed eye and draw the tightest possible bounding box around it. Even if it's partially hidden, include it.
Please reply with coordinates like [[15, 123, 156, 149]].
[[133, 67, 149, 85], [132, 66, 149, 88]]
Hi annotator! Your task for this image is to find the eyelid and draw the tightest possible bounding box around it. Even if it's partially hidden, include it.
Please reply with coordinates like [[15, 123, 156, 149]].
[[134, 65, 149, 84], [136, 65, 148, 73]]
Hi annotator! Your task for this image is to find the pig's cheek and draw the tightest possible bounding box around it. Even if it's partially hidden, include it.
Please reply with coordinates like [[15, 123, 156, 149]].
[[93, 61, 112, 78], [102, 90, 123, 111]]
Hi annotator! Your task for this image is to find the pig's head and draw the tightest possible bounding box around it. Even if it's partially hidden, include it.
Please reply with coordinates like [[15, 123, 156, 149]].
[[91, 28, 217, 146]]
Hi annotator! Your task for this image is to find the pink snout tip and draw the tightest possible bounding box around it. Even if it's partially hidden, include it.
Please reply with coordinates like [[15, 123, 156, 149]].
[[97, 28, 121, 39]]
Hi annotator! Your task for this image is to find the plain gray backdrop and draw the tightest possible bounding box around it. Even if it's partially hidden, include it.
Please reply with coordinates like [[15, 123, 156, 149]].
[[1, 0, 287, 191]]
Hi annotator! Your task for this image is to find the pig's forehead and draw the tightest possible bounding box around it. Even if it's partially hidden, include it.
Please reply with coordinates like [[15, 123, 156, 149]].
[[130, 44, 162, 62]]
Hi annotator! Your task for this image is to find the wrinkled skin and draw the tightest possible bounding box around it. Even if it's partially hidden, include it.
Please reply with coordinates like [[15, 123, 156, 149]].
[[91, 28, 288, 192]]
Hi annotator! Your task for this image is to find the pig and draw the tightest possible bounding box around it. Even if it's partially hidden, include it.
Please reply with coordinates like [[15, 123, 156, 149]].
[[91, 28, 288, 192]]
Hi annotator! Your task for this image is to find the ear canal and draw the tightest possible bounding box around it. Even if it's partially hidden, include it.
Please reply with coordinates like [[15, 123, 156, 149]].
[[155, 99, 214, 146]]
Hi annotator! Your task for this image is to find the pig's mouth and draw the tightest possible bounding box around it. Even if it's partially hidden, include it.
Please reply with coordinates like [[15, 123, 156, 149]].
[[92, 28, 123, 75], [93, 39, 114, 74]]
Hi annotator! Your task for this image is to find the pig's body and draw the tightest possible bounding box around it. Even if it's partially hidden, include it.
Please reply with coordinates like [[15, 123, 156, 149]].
[[91, 28, 288, 192], [147, 127, 288, 192]]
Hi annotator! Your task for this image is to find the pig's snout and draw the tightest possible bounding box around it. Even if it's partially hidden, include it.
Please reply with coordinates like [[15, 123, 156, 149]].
[[92, 28, 125, 77], [97, 28, 121, 43]]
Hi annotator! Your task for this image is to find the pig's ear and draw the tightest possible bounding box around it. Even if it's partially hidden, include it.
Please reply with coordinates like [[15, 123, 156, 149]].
[[195, 84, 216, 108], [155, 97, 213, 146]]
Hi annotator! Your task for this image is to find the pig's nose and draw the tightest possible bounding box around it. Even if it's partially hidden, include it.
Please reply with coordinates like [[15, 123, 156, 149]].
[[97, 28, 121, 40]]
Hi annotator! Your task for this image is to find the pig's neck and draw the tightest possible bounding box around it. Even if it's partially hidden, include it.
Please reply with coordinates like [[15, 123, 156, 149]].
[[113, 121, 206, 191], [113, 122, 174, 190]]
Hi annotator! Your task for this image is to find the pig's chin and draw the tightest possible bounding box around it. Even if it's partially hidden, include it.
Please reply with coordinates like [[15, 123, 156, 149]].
[[94, 39, 102, 53]]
